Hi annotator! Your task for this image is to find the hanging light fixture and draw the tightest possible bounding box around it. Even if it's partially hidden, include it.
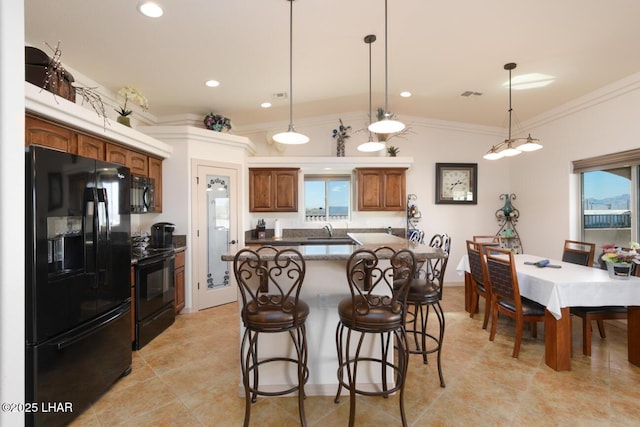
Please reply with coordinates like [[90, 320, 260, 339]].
[[367, 0, 405, 135], [273, 0, 309, 145], [358, 34, 386, 152], [483, 62, 542, 160]]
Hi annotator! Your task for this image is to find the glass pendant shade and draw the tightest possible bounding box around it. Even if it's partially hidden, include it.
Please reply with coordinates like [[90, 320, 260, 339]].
[[483, 147, 504, 160], [368, 114, 405, 134], [358, 139, 386, 152], [273, 124, 309, 145], [501, 141, 521, 157], [516, 135, 543, 152]]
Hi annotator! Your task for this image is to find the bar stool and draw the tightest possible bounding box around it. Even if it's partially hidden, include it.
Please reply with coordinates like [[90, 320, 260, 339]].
[[233, 246, 309, 427], [403, 233, 450, 388], [334, 246, 417, 427]]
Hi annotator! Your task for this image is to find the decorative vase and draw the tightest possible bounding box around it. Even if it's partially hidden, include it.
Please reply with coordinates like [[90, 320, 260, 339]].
[[606, 261, 632, 279], [117, 115, 131, 127], [336, 140, 345, 157], [501, 193, 514, 217]]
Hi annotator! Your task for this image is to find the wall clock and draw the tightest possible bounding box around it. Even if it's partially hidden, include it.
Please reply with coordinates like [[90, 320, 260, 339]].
[[435, 163, 478, 204]]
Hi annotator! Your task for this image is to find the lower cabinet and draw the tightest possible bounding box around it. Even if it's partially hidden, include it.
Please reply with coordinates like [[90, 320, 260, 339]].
[[175, 250, 186, 314]]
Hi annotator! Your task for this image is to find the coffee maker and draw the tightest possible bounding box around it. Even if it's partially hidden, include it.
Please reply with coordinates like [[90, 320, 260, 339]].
[[150, 222, 175, 249]]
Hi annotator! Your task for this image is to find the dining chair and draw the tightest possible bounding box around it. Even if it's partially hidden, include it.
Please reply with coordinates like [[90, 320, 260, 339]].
[[467, 240, 492, 329], [561, 239, 595, 267], [485, 246, 546, 358], [233, 246, 309, 427], [403, 233, 450, 388], [561, 239, 627, 355], [334, 246, 417, 427]]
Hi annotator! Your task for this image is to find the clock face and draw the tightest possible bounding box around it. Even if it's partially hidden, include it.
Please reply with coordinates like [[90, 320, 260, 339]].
[[441, 169, 471, 200]]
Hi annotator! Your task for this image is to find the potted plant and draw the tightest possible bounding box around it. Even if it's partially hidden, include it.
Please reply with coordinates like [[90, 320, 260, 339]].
[[204, 113, 232, 132], [116, 87, 148, 127], [331, 118, 351, 157], [387, 146, 399, 157]]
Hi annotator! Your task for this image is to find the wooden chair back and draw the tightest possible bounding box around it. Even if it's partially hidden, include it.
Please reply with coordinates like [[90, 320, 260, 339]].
[[484, 246, 521, 311], [473, 235, 502, 247], [466, 240, 489, 290], [562, 240, 595, 267]]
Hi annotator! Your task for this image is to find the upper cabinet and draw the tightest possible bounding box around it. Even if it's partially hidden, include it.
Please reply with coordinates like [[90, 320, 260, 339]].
[[148, 156, 163, 212], [249, 168, 299, 212], [25, 115, 76, 153], [356, 168, 407, 211]]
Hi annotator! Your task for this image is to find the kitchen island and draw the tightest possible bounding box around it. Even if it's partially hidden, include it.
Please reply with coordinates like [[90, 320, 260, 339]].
[[222, 233, 445, 396]]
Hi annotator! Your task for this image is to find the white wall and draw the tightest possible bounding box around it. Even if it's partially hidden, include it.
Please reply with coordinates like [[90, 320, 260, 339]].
[[509, 73, 640, 260], [1, 1, 25, 425]]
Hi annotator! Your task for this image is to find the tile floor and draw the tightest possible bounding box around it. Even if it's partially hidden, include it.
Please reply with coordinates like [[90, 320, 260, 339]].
[[70, 286, 640, 426]]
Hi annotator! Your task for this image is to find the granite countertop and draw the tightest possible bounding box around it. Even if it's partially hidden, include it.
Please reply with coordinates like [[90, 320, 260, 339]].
[[223, 232, 444, 262]]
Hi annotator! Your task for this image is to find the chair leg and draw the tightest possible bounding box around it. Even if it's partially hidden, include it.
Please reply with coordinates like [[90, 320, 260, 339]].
[[513, 317, 523, 358], [434, 302, 446, 388], [294, 326, 307, 427], [530, 321, 538, 339], [596, 319, 607, 338], [489, 298, 498, 342], [482, 295, 491, 330], [583, 316, 592, 356], [469, 289, 479, 319]]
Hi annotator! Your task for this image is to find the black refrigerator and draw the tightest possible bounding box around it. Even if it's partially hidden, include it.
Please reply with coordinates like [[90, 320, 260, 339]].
[[25, 146, 132, 427]]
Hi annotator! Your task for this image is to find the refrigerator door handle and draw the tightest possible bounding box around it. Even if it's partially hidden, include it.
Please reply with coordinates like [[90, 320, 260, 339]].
[[83, 188, 98, 275]]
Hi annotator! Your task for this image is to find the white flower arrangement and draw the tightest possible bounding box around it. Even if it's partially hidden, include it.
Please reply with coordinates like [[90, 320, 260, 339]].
[[116, 86, 148, 116]]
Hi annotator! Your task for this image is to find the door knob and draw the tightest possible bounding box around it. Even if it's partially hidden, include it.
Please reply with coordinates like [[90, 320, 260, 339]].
[[228, 239, 237, 244]]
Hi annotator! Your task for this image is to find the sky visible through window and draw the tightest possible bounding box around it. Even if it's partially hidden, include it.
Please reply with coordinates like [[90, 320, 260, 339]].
[[583, 171, 629, 200]]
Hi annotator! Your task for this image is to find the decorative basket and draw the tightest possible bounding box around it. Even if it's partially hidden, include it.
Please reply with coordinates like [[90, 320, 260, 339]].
[[606, 261, 633, 280]]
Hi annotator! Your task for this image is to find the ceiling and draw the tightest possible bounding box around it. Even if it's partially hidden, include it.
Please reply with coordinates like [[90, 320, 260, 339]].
[[24, 0, 640, 130]]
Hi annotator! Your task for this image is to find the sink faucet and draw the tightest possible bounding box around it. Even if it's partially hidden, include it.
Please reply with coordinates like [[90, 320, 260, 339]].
[[323, 223, 333, 237]]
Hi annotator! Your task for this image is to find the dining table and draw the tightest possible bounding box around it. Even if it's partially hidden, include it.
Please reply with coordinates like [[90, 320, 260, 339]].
[[456, 253, 640, 371]]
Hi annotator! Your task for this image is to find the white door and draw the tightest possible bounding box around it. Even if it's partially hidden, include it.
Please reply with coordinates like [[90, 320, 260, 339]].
[[194, 162, 239, 309]]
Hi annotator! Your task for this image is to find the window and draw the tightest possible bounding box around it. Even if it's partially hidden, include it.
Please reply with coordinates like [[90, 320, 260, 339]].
[[304, 175, 351, 221], [574, 149, 640, 250]]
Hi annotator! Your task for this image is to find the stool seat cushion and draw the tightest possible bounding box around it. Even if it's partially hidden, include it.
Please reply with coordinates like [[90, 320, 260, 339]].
[[243, 297, 309, 331], [338, 295, 403, 331], [405, 278, 440, 304]]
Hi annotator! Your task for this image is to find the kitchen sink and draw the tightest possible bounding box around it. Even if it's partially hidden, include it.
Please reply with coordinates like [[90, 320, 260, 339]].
[[304, 237, 355, 245]]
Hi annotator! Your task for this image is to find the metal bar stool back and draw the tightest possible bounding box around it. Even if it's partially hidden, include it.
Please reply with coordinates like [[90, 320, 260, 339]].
[[334, 246, 417, 427], [233, 246, 309, 427]]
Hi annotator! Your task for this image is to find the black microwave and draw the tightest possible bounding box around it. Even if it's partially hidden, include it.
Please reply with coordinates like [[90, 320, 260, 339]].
[[131, 175, 155, 213]]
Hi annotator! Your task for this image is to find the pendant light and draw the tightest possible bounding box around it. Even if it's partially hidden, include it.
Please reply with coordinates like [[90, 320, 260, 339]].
[[483, 62, 542, 160], [358, 34, 386, 152], [367, 0, 405, 135], [273, 0, 309, 144]]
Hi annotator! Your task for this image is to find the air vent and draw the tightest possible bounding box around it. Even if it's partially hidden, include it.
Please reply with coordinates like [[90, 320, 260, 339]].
[[272, 92, 288, 100], [461, 91, 483, 97]]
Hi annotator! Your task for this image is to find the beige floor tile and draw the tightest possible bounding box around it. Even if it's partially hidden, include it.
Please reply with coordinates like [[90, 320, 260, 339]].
[[67, 286, 640, 426]]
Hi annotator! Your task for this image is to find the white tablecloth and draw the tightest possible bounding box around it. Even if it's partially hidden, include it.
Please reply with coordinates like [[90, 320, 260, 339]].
[[456, 253, 640, 319]]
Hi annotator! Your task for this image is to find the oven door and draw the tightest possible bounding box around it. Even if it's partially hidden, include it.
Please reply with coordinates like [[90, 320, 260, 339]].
[[136, 253, 175, 321]]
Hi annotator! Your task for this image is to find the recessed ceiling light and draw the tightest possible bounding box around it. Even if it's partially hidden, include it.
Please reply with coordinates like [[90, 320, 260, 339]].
[[205, 80, 220, 88], [138, 2, 163, 18], [503, 73, 555, 90], [260, 102, 272, 108], [400, 91, 412, 98]]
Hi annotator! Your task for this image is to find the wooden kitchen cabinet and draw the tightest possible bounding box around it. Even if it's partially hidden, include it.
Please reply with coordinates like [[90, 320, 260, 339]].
[[356, 168, 407, 211], [106, 143, 148, 176], [148, 156, 163, 212], [25, 115, 76, 153], [77, 134, 106, 160], [249, 168, 299, 212], [174, 250, 186, 314]]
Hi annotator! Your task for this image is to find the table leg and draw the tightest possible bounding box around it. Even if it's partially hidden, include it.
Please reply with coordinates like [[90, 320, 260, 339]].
[[464, 272, 477, 314], [628, 306, 640, 367], [544, 307, 571, 371]]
